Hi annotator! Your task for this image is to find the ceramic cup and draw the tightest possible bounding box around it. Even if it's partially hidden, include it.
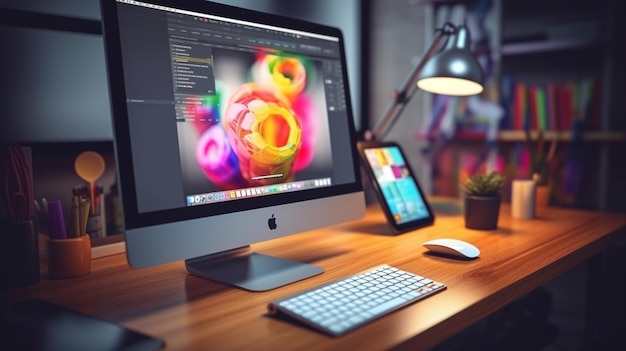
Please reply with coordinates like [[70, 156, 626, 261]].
[[511, 179, 536, 219]]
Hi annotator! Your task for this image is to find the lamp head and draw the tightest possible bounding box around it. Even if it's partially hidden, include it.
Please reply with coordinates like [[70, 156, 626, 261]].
[[417, 24, 484, 96]]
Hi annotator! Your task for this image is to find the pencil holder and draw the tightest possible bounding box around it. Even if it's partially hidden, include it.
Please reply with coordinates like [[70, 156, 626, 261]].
[[0, 220, 40, 289], [47, 235, 91, 279]]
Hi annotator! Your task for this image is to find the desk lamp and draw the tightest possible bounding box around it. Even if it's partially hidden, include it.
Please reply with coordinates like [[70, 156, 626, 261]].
[[369, 22, 485, 140]]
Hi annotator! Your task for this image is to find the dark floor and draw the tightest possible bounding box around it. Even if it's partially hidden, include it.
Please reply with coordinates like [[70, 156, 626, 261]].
[[432, 240, 626, 351]]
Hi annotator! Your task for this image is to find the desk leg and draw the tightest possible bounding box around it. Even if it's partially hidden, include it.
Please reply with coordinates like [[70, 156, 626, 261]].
[[584, 244, 626, 350]]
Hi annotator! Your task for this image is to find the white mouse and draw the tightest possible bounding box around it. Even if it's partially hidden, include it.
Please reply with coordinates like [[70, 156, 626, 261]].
[[422, 238, 480, 259]]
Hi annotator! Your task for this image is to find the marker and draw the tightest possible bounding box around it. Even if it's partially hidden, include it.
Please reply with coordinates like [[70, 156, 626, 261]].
[[47, 200, 67, 239]]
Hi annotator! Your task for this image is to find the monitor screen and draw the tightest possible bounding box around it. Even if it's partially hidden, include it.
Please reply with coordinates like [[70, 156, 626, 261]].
[[100, 0, 365, 291]]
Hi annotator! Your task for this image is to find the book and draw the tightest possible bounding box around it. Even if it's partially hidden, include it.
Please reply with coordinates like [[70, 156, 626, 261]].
[[545, 82, 558, 131], [535, 86, 548, 130], [513, 81, 527, 130], [528, 85, 539, 130]]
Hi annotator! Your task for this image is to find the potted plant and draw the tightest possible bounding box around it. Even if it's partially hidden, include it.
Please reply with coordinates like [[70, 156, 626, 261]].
[[524, 129, 557, 207], [461, 171, 505, 230]]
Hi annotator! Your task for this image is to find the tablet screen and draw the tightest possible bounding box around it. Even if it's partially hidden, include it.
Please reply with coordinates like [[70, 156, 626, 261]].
[[358, 141, 434, 232]]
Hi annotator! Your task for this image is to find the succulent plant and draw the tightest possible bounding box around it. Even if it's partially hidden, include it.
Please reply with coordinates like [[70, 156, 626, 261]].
[[462, 171, 505, 197]]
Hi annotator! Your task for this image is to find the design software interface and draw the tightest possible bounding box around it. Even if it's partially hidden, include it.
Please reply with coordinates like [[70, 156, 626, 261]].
[[115, 0, 356, 213]]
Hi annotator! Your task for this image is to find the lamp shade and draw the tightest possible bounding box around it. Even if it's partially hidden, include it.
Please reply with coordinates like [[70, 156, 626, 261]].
[[417, 25, 484, 96]]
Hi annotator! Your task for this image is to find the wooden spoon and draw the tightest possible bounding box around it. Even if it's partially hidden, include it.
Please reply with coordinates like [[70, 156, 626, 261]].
[[74, 151, 105, 215]]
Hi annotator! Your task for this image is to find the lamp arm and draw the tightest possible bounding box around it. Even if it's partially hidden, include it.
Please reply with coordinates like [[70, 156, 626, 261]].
[[369, 24, 455, 140]]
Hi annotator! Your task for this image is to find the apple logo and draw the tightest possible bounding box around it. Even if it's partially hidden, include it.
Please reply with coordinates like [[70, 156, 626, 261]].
[[268, 214, 277, 230]]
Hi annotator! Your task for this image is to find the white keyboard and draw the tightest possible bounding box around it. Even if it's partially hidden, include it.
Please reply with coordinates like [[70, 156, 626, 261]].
[[268, 264, 446, 336]]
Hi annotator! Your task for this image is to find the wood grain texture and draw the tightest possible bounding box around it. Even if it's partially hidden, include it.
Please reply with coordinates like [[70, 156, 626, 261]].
[[5, 204, 626, 350]]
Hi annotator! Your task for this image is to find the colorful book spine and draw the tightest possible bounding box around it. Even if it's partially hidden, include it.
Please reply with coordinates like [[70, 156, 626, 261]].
[[528, 85, 538, 130], [545, 82, 558, 131], [501, 76, 600, 132], [535, 86, 548, 130], [513, 81, 527, 130]]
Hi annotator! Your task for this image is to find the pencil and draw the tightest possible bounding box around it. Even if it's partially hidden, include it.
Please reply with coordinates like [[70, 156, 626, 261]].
[[41, 198, 49, 217], [80, 199, 91, 236], [72, 196, 80, 238]]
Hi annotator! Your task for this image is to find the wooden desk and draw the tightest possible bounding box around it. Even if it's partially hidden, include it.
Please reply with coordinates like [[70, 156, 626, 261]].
[[4, 204, 626, 350]]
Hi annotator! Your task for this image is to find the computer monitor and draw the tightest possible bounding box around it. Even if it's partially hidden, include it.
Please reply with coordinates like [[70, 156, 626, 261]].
[[100, 0, 365, 291]]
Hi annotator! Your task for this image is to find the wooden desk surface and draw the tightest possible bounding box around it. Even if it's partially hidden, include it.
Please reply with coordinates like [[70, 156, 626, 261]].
[[5, 204, 626, 350]]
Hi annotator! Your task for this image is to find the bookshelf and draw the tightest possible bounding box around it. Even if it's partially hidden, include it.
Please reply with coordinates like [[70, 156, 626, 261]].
[[497, 130, 625, 143], [415, 130, 626, 143], [500, 39, 602, 56], [405, 0, 625, 211], [497, 0, 623, 211]]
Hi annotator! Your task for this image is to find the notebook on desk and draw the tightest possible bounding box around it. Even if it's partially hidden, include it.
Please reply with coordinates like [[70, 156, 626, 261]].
[[0, 299, 164, 351]]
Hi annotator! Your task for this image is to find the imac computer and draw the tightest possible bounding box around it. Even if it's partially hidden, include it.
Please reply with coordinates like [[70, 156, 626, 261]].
[[100, 0, 365, 291]]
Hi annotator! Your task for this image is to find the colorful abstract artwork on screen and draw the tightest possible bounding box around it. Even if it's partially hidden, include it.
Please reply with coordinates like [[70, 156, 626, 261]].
[[181, 51, 323, 192]]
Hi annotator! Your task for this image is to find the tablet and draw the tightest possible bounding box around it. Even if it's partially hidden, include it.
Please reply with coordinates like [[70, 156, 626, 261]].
[[357, 141, 434, 233], [0, 299, 164, 351]]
